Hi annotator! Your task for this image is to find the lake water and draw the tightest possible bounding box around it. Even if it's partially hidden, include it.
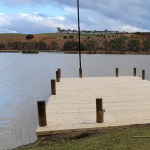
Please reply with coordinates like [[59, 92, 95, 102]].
[[1, 52, 150, 149]]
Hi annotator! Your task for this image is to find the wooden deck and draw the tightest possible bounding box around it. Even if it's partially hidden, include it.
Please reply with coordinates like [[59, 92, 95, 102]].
[[36, 76, 150, 136]]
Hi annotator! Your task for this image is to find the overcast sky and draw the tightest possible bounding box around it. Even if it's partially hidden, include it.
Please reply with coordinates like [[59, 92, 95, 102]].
[[0, 0, 150, 34]]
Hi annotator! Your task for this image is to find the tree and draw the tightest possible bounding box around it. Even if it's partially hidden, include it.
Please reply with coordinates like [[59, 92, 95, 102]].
[[69, 35, 74, 39], [103, 40, 110, 53], [143, 37, 150, 53], [26, 34, 34, 40], [57, 27, 61, 32], [63, 36, 68, 39], [0, 43, 5, 49], [109, 38, 126, 53], [21, 42, 38, 53], [51, 41, 60, 50], [7, 41, 22, 50], [128, 39, 140, 52], [63, 41, 85, 51], [37, 42, 47, 50], [85, 40, 96, 53], [104, 29, 108, 33], [21, 42, 34, 50]]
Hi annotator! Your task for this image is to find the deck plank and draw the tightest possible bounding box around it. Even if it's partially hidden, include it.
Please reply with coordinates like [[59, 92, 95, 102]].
[[36, 76, 150, 136]]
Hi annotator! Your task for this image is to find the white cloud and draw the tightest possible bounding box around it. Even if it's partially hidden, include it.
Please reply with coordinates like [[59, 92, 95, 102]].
[[0, 0, 150, 33], [0, 28, 17, 33], [20, 13, 29, 17], [34, 12, 38, 14]]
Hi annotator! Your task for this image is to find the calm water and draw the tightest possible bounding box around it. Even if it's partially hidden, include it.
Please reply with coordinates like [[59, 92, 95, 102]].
[[0, 52, 150, 149]]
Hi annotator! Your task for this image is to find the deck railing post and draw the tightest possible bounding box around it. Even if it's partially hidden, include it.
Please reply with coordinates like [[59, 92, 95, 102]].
[[79, 68, 82, 78], [96, 98, 103, 123], [51, 79, 56, 95], [116, 68, 118, 77], [37, 101, 47, 127], [134, 68, 136, 76], [58, 68, 61, 78], [56, 71, 60, 82], [142, 70, 145, 80]]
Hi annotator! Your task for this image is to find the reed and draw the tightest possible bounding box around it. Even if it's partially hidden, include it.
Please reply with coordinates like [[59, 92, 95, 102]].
[[19, 118, 23, 145], [12, 117, 17, 147]]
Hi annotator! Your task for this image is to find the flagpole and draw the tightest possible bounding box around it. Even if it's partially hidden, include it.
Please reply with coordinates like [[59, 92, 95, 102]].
[[77, 0, 82, 77]]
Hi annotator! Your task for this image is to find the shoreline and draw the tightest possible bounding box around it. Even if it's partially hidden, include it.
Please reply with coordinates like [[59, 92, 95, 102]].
[[0, 50, 150, 55]]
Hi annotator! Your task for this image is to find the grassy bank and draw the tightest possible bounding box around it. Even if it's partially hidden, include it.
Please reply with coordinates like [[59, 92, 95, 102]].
[[15, 124, 150, 150]]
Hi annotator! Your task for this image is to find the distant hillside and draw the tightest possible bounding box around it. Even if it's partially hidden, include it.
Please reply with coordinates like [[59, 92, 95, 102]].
[[0, 32, 150, 54]]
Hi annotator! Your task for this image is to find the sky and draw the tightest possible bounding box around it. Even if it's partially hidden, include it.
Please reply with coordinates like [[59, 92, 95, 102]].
[[0, 0, 150, 34]]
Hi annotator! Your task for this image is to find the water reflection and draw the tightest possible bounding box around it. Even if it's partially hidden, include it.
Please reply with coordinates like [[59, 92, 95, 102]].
[[0, 53, 150, 149]]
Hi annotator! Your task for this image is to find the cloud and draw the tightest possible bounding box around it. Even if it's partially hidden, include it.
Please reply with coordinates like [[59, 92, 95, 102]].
[[0, 28, 17, 33], [0, 0, 150, 33], [0, 13, 73, 33]]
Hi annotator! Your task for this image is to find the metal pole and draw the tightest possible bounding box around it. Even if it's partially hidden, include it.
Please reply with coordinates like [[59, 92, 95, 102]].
[[77, 0, 81, 69]]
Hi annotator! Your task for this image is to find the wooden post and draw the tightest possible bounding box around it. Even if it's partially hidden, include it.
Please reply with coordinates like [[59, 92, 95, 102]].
[[37, 101, 47, 127], [56, 71, 60, 82], [96, 98, 103, 123], [134, 68, 136, 76], [79, 68, 82, 78], [142, 70, 145, 80], [116, 68, 118, 77], [51, 79, 56, 95], [58, 68, 61, 78]]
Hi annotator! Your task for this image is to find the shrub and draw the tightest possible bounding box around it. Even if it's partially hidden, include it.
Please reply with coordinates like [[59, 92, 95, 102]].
[[51, 41, 60, 50], [143, 37, 150, 53], [26, 34, 34, 40], [63, 36, 68, 39], [7, 41, 22, 50], [87, 36, 90, 39], [63, 41, 85, 51], [22, 49, 38, 53], [85, 40, 96, 53], [128, 39, 140, 52], [34, 41, 47, 50], [0, 43, 5, 49], [69, 35, 74, 39]]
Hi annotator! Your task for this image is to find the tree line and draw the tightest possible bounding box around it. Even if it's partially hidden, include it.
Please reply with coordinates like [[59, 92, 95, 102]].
[[103, 37, 150, 54], [1, 36, 150, 53], [63, 37, 150, 54], [5, 41, 60, 50]]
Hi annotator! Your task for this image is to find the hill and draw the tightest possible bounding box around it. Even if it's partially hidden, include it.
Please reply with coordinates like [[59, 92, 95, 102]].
[[0, 32, 150, 54]]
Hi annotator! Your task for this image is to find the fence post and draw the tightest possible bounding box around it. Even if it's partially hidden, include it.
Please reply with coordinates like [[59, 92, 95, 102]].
[[37, 101, 47, 127], [134, 68, 136, 76], [142, 70, 145, 80], [96, 98, 103, 123], [58, 68, 61, 78], [51, 79, 56, 95], [79, 68, 82, 78], [56, 71, 60, 82], [116, 68, 118, 77]]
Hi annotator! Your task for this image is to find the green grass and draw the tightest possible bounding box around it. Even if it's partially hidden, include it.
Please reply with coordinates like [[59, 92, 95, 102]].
[[0, 33, 117, 39], [15, 124, 150, 150]]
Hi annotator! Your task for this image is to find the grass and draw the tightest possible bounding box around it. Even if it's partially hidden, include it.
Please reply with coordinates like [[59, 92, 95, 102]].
[[0, 33, 117, 39], [0, 33, 24, 37], [15, 124, 150, 150]]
